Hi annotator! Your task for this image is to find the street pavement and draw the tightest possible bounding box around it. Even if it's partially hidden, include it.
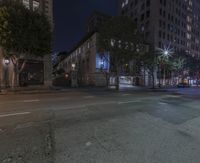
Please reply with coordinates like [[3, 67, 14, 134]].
[[0, 88, 200, 162]]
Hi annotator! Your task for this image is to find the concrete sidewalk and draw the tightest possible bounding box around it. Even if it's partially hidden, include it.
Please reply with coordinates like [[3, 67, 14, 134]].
[[0, 86, 110, 95], [0, 85, 148, 95], [3, 85, 198, 96], [0, 86, 60, 95], [165, 87, 200, 97]]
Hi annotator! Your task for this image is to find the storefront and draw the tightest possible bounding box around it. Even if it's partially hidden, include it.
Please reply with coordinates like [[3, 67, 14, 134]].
[[19, 59, 44, 86]]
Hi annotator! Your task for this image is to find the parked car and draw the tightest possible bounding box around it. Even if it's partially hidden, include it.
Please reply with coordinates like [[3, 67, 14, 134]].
[[52, 73, 71, 87], [177, 82, 190, 88], [196, 80, 200, 85]]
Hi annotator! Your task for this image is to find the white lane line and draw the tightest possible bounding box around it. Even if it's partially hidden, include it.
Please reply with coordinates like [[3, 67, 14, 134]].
[[0, 97, 71, 105], [52, 101, 116, 111], [86, 101, 116, 106], [86, 141, 92, 146], [118, 100, 141, 104], [22, 99, 40, 103], [165, 95, 181, 98], [122, 94, 131, 96], [0, 112, 31, 118], [159, 102, 168, 105], [83, 96, 95, 99]]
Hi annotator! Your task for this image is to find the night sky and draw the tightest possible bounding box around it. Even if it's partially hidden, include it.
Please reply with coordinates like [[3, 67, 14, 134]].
[[53, 0, 118, 53]]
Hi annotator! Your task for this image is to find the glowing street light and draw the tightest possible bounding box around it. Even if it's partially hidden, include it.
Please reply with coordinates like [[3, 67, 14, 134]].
[[156, 43, 174, 58], [4, 58, 10, 65], [71, 63, 76, 70], [164, 50, 169, 56], [156, 44, 174, 87]]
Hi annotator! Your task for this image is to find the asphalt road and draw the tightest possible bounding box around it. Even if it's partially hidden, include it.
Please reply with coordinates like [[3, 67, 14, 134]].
[[0, 89, 200, 163]]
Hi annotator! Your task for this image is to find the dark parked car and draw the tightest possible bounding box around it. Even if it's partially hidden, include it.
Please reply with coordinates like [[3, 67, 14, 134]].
[[52, 74, 71, 87], [177, 83, 190, 88], [196, 80, 200, 85]]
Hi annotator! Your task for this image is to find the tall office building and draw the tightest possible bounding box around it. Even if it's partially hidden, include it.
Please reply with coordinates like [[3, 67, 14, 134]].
[[21, 0, 53, 26], [86, 11, 111, 33], [0, 0, 53, 87], [0, 0, 53, 21], [119, 0, 200, 57]]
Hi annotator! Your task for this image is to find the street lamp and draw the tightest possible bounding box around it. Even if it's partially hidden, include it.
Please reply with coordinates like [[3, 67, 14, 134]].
[[100, 60, 104, 70], [71, 63, 76, 70], [71, 63, 78, 87], [156, 44, 173, 58], [1, 58, 10, 90], [164, 50, 169, 56], [4, 58, 10, 65], [156, 44, 174, 87]]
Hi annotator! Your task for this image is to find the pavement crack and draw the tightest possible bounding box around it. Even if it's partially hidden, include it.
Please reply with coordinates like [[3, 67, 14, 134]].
[[44, 119, 55, 163]]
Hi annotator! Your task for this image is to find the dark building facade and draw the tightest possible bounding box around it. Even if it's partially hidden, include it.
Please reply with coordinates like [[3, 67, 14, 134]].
[[0, 0, 53, 88], [119, 0, 200, 58], [54, 12, 112, 87], [86, 11, 111, 33]]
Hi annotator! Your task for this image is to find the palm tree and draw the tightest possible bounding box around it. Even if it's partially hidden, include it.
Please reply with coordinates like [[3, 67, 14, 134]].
[[172, 57, 185, 85]]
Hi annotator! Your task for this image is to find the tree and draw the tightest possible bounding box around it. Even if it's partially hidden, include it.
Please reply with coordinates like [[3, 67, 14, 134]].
[[142, 50, 158, 88], [170, 51, 200, 85], [184, 55, 200, 80], [0, 2, 52, 88], [171, 56, 185, 84], [98, 16, 144, 90]]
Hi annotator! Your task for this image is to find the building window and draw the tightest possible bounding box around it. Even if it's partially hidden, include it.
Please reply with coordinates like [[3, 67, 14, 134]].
[[23, 0, 30, 9], [146, 10, 150, 18], [87, 42, 90, 49], [130, 1, 133, 8], [141, 3, 145, 11], [163, 10, 166, 18], [159, 41, 162, 48], [33, 0, 40, 11], [141, 14, 144, 21], [146, 0, 150, 7], [159, 20, 162, 27], [160, 8, 162, 16], [159, 30, 162, 38], [163, 32, 165, 39], [134, 18, 138, 25], [130, 12, 133, 18], [121, 0, 129, 8]]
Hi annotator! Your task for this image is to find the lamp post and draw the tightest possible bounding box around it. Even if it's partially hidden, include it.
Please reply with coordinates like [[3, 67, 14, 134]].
[[71, 63, 78, 87], [100, 60, 104, 71], [71, 63, 76, 71], [4, 58, 10, 88], [0, 58, 10, 92], [156, 44, 174, 87], [164, 50, 169, 56], [4, 58, 10, 65], [162, 51, 169, 86]]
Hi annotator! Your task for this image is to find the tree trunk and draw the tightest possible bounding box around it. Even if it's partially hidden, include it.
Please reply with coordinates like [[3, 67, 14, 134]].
[[150, 66, 156, 89], [171, 71, 174, 87], [163, 66, 166, 86], [12, 65, 19, 89], [116, 67, 120, 90], [105, 72, 110, 88], [11, 56, 26, 89], [152, 72, 155, 89], [143, 66, 146, 86], [158, 65, 161, 88]]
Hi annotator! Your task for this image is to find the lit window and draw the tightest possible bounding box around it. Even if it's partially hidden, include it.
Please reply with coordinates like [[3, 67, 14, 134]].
[[187, 33, 191, 39], [23, 0, 30, 9], [33, 0, 40, 11], [121, 0, 129, 8], [87, 42, 90, 49]]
